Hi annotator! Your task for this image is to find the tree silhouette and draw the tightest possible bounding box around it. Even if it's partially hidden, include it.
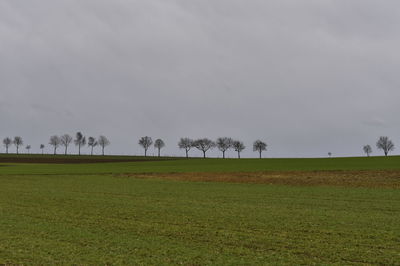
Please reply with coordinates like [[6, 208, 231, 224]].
[[178, 138, 194, 158], [253, 140, 267, 159], [139, 136, 153, 156], [376, 136, 394, 156], [74, 132, 86, 155], [49, 135, 61, 155], [232, 140, 245, 159], [363, 145, 372, 157], [154, 139, 165, 157], [60, 134, 73, 155], [13, 136, 23, 154], [40, 144, 45, 155], [88, 137, 98, 156], [193, 138, 215, 158], [98, 136, 110, 156], [3, 137, 12, 154], [26, 145, 31, 154], [216, 137, 233, 159]]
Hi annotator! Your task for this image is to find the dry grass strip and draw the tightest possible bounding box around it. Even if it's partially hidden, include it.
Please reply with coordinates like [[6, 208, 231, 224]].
[[118, 171, 400, 189]]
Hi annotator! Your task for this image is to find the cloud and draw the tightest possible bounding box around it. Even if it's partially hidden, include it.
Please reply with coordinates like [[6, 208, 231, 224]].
[[362, 116, 387, 128]]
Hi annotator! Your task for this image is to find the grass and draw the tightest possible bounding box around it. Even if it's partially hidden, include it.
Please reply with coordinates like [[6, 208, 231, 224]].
[[2, 155, 400, 175], [0, 155, 399, 264]]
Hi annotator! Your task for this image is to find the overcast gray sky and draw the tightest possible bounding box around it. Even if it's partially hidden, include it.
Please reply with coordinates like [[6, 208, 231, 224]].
[[1, 0, 399, 158]]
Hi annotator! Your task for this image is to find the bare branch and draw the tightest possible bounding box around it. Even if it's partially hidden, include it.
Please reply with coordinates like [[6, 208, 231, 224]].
[[98, 136, 110, 156], [139, 136, 153, 156], [232, 140, 246, 159], [49, 135, 61, 155], [60, 134, 73, 155], [216, 137, 233, 158], [253, 140, 267, 159], [154, 139, 165, 157], [193, 138, 216, 158], [178, 138, 194, 158], [376, 136, 394, 156]]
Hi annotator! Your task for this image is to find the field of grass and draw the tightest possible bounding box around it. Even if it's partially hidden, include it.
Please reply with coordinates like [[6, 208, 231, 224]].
[[1, 155, 399, 264], [3, 154, 400, 175]]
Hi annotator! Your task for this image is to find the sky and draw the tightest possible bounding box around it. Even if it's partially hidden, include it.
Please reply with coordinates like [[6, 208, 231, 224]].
[[1, 0, 400, 158]]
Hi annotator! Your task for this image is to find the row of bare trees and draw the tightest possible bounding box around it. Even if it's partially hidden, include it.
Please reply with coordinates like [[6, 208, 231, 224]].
[[138, 136, 165, 157], [180, 137, 267, 158], [48, 132, 110, 155], [137, 136, 267, 158], [138, 135, 398, 158], [6, 135, 396, 158], [2, 136, 24, 154], [363, 136, 395, 157], [2, 133, 110, 155]]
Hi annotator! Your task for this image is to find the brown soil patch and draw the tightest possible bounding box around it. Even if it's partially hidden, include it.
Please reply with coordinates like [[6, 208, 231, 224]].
[[118, 171, 400, 189], [0, 157, 169, 164]]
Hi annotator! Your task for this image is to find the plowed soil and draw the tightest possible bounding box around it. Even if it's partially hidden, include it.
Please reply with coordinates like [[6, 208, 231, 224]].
[[0, 157, 164, 164]]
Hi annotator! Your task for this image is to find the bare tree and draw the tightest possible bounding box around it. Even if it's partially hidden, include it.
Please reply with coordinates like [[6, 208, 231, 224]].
[[88, 137, 98, 155], [3, 137, 12, 154], [363, 145, 372, 157], [60, 134, 73, 155], [154, 139, 165, 157], [232, 140, 245, 159], [216, 137, 233, 158], [74, 132, 86, 155], [253, 140, 267, 158], [98, 136, 110, 156], [26, 145, 31, 154], [40, 144, 45, 155], [139, 136, 153, 156], [49, 135, 61, 155], [193, 138, 215, 158], [328, 152, 332, 158], [13, 136, 23, 154], [178, 138, 194, 158], [376, 136, 394, 156]]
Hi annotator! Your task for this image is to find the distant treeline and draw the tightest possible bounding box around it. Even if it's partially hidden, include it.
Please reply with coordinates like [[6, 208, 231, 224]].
[[1, 134, 396, 158], [2, 133, 110, 156], [1, 133, 267, 158]]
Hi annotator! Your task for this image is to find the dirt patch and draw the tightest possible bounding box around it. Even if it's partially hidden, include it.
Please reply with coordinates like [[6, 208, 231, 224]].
[[0, 157, 174, 164], [117, 171, 400, 189]]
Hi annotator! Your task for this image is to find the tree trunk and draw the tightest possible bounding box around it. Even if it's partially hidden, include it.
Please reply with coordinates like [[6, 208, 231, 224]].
[[185, 150, 188, 158], [203, 151, 206, 158], [102, 146, 105, 156], [6, 146, 8, 154], [16, 146, 19, 154], [54, 147, 56, 155], [158, 148, 160, 157], [145, 149, 147, 157], [222, 151, 225, 159], [78, 144, 81, 155], [91, 146, 94, 156], [65, 146, 68, 155], [259, 150, 262, 159], [238, 151, 240, 159]]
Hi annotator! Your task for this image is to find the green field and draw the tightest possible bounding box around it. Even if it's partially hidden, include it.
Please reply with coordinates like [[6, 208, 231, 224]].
[[3, 154, 400, 175], [1, 155, 399, 264]]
